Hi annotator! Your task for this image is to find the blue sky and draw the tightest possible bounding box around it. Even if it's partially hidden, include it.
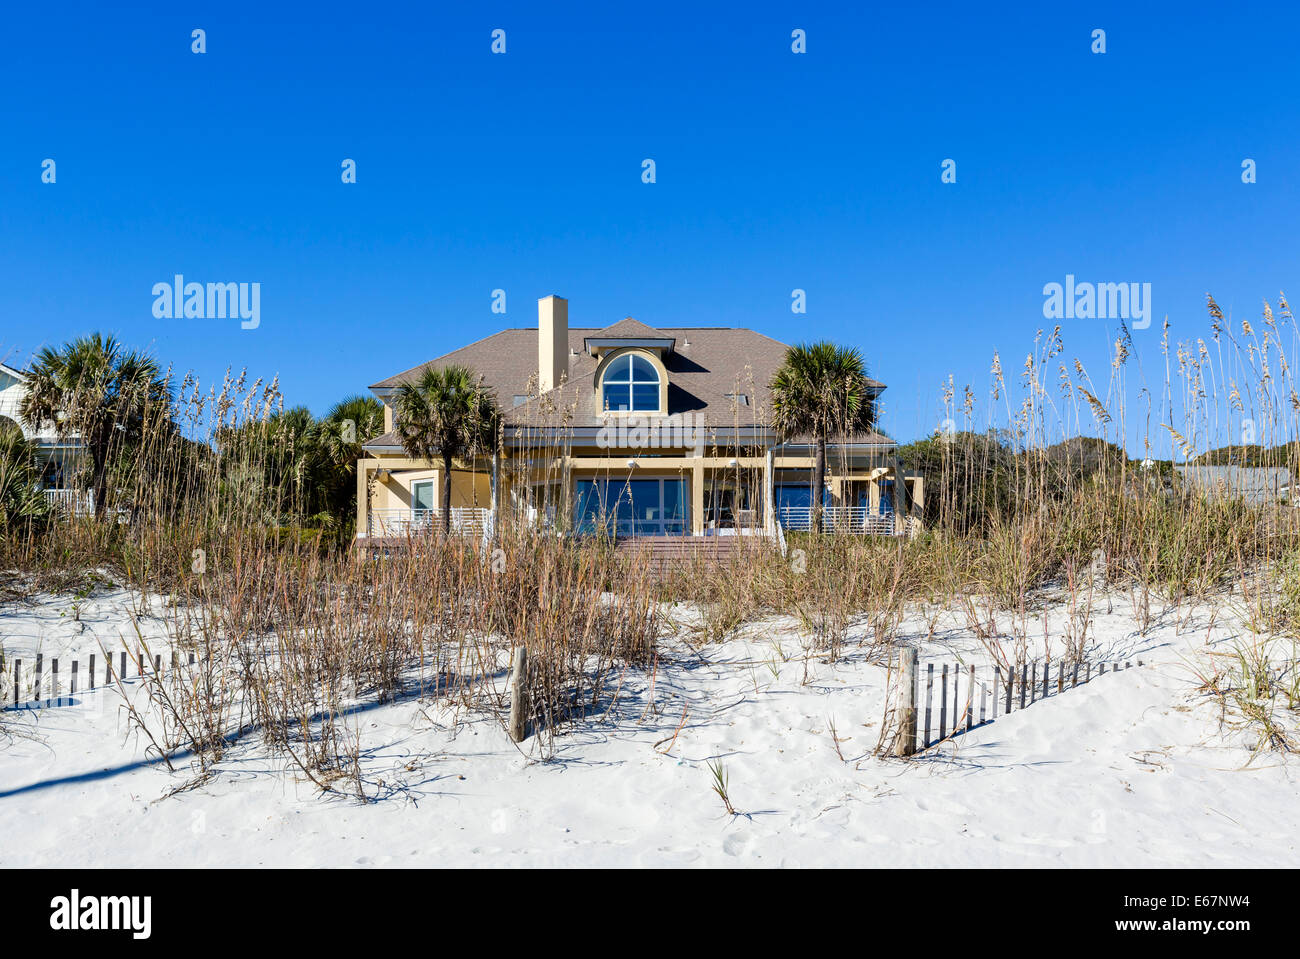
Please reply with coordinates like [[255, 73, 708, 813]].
[[2, 1, 1298, 451]]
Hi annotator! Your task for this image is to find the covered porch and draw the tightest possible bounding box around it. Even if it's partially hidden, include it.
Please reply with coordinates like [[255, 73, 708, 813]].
[[355, 447, 922, 541]]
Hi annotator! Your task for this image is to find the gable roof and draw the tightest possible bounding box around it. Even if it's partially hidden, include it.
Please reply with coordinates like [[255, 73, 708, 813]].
[[366, 323, 891, 448]]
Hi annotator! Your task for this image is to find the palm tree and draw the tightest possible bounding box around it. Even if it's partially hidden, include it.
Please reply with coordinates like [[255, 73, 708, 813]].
[[20, 334, 172, 520], [0, 419, 50, 526], [318, 395, 385, 532], [393, 365, 500, 534], [770, 342, 877, 533]]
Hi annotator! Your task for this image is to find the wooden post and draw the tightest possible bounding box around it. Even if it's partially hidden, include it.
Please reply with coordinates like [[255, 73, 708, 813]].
[[189, 652, 196, 665], [12, 660, 18, 706], [120, 651, 127, 684], [1020, 663, 1027, 709], [1099, 662, 1106, 676], [1029, 662, 1037, 704], [980, 669, 988, 725], [1086, 661, 1092, 683], [71, 660, 78, 696], [939, 664, 948, 739], [894, 648, 918, 757], [993, 666, 1001, 719], [507, 646, 529, 743], [171, 651, 178, 670], [1057, 662, 1064, 694], [1072, 661, 1079, 688], [89, 653, 96, 690], [35, 654, 42, 702], [154, 654, 162, 674], [1042, 660, 1050, 698], [52, 659, 58, 704], [924, 663, 934, 747]]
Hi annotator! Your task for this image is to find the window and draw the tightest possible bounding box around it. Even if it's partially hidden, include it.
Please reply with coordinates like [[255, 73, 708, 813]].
[[574, 477, 688, 537], [601, 353, 660, 412], [412, 480, 436, 512]]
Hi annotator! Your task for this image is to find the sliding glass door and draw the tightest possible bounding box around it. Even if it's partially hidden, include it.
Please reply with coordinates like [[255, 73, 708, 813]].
[[573, 477, 689, 537]]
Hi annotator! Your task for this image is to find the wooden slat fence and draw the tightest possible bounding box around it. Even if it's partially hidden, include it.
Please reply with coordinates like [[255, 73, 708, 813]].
[[1, 648, 201, 710], [910, 654, 1145, 752]]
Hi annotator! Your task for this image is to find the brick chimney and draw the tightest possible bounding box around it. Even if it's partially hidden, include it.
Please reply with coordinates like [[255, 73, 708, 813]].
[[538, 294, 569, 393]]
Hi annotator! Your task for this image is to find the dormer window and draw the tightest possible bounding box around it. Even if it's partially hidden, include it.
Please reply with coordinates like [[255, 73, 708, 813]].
[[601, 353, 660, 412]]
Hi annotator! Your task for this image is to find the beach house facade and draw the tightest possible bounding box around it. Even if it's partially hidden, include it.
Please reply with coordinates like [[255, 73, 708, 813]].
[[355, 296, 922, 542]]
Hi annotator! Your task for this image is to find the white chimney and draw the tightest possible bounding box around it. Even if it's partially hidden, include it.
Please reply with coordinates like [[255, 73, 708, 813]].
[[538, 294, 569, 393]]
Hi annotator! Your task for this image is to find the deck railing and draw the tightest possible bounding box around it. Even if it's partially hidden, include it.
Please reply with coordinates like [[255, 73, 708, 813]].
[[367, 507, 491, 538], [776, 505, 901, 535], [43, 489, 95, 517]]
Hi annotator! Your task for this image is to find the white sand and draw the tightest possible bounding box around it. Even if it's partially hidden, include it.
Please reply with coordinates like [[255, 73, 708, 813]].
[[1, 584, 1296, 867]]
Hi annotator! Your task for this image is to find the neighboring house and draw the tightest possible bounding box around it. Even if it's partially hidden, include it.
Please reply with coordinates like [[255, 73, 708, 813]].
[[0, 361, 88, 512], [356, 295, 923, 541], [1174, 465, 1294, 506]]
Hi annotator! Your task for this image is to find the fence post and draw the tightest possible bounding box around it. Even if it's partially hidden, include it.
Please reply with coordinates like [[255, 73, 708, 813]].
[[89, 653, 96, 691], [72, 660, 78, 696], [1020, 663, 1027, 709], [1072, 661, 1079, 687], [993, 666, 1001, 719], [35, 654, 42, 703], [980, 668, 988, 725], [120, 651, 126, 684], [52, 659, 58, 704], [12, 660, 18, 706], [894, 648, 918, 757], [508, 646, 529, 743], [967, 664, 975, 731]]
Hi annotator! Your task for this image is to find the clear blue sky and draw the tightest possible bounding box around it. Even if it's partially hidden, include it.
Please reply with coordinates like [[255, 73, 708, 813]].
[[2, 1, 1298, 452]]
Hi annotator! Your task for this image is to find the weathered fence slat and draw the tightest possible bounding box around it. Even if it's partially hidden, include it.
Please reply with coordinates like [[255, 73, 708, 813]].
[[52, 659, 58, 703], [12, 660, 18, 706], [71, 660, 78, 696], [967, 664, 976, 731], [980, 669, 988, 725], [35, 654, 43, 702], [89, 653, 96, 691], [924, 663, 934, 747], [939, 664, 949, 739], [1019, 663, 1027, 709], [993, 666, 1001, 719]]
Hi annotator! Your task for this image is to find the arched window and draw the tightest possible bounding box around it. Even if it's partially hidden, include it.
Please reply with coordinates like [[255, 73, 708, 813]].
[[601, 353, 660, 412]]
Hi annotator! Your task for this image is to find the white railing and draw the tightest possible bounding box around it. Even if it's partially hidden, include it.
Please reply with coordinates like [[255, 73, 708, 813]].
[[43, 489, 94, 517], [368, 507, 490, 538], [776, 505, 901, 535]]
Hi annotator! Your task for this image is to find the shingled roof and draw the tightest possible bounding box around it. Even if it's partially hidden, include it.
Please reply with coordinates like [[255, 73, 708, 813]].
[[365, 321, 892, 448]]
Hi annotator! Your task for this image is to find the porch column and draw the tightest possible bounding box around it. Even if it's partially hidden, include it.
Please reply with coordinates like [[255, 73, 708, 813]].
[[892, 456, 908, 534], [763, 447, 775, 535], [691, 461, 705, 535], [356, 459, 372, 539], [491, 448, 500, 514]]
